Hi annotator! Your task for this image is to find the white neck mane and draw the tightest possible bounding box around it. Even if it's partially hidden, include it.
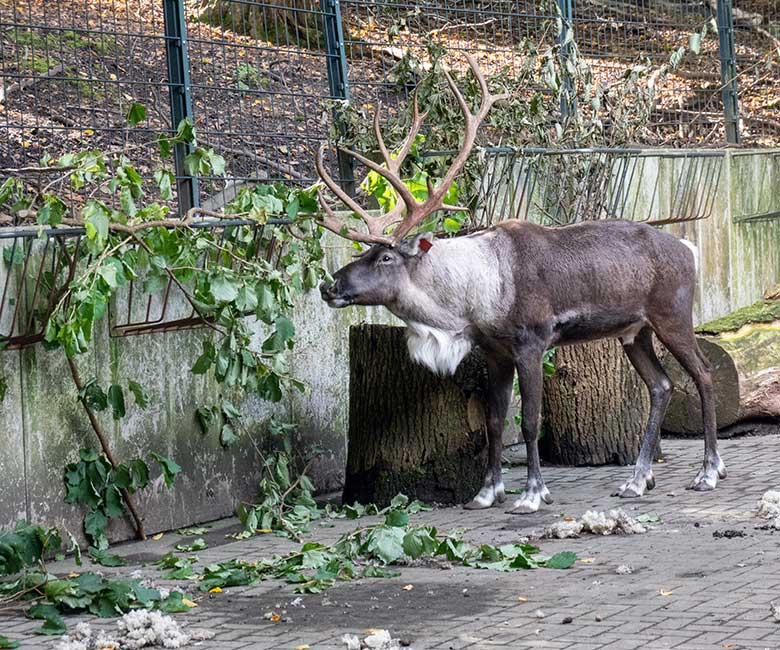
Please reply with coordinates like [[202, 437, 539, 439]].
[[405, 321, 472, 375]]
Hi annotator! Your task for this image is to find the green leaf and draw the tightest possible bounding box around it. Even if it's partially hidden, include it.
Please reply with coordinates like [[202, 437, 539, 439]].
[[26, 603, 66, 635], [83, 200, 109, 247], [546, 551, 577, 569], [126, 102, 147, 126], [384, 509, 409, 527], [402, 527, 437, 559], [153, 169, 174, 201], [84, 509, 109, 550], [88, 547, 127, 567], [159, 591, 194, 613], [220, 423, 237, 447], [175, 538, 207, 552], [0, 634, 19, 649], [210, 275, 239, 303], [107, 384, 126, 419], [366, 526, 405, 564], [191, 353, 213, 374], [3, 246, 24, 266], [80, 380, 108, 411], [150, 452, 181, 489], [196, 406, 215, 434], [127, 380, 149, 409]]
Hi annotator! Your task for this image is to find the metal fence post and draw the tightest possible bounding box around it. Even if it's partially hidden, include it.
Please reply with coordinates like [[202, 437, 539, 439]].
[[163, 0, 199, 213], [321, 0, 355, 192], [716, 0, 741, 144], [557, 0, 576, 121]]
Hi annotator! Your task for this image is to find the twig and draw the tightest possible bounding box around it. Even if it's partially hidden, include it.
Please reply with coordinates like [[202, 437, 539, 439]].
[[67, 356, 147, 541]]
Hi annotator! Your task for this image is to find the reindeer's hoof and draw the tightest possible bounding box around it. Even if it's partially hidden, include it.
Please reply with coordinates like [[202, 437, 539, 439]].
[[614, 472, 655, 498], [689, 457, 726, 492], [464, 484, 505, 510], [507, 488, 552, 515]]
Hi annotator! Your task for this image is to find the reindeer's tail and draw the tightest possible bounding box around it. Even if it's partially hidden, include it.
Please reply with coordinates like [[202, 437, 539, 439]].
[[680, 239, 699, 273]]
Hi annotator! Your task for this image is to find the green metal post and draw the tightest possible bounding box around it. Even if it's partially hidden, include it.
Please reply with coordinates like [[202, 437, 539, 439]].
[[716, 0, 741, 144], [321, 0, 355, 192], [163, 0, 199, 213]]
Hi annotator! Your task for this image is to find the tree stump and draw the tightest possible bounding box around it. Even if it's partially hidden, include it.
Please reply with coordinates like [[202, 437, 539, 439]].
[[541, 339, 652, 466], [343, 325, 488, 507], [662, 300, 780, 434]]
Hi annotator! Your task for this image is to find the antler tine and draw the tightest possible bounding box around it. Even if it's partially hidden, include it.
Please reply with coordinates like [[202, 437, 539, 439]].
[[464, 53, 511, 118], [315, 144, 394, 245], [372, 106, 393, 170], [390, 91, 429, 173], [315, 191, 393, 246]]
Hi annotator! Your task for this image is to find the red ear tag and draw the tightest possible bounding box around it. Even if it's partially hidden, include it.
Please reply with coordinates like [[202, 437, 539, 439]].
[[418, 238, 433, 253]]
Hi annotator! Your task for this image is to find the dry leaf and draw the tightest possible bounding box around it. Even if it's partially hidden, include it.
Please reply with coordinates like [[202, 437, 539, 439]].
[[255, 528, 273, 533], [517, 597, 527, 602], [580, 558, 595, 564], [182, 598, 198, 608], [270, 614, 281, 622], [562, 517, 576, 522], [152, 533, 164, 541], [659, 590, 674, 596], [402, 584, 414, 591], [294, 646, 310, 650], [68, 572, 80, 578], [209, 587, 223, 593], [364, 629, 383, 634]]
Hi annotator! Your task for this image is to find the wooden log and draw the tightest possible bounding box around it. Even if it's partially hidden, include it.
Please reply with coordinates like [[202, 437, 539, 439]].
[[662, 300, 780, 434], [343, 324, 488, 507], [540, 339, 652, 466]]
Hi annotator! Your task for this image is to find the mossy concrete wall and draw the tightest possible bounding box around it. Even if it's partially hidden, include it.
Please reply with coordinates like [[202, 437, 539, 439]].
[[0, 234, 394, 542], [1, 149, 779, 540]]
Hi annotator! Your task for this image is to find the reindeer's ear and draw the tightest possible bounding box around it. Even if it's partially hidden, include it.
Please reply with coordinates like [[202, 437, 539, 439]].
[[403, 231, 435, 257]]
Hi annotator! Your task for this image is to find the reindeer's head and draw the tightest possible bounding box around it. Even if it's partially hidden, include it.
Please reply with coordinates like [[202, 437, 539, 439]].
[[319, 233, 434, 308], [315, 54, 507, 310]]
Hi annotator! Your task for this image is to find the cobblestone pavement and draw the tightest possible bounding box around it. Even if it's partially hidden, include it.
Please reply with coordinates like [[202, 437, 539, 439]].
[[3, 435, 780, 650]]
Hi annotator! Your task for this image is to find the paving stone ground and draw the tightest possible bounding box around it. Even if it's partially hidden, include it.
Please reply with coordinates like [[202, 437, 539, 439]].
[[3, 435, 780, 650]]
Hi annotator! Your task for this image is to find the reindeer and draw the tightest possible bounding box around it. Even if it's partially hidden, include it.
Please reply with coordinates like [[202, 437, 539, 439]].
[[316, 56, 724, 513]]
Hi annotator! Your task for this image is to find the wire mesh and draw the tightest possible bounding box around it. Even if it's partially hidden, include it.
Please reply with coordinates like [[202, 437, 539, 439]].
[[1, 0, 779, 215]]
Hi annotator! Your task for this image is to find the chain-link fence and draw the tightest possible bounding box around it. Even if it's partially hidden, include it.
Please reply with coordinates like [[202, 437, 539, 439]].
[[1, 0, 779, 214]]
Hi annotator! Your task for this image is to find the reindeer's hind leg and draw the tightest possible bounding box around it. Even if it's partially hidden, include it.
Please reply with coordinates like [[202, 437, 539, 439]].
[[615, 327, 672, 498], [652, 316, 726, 491], [464, 355, 514, 509]]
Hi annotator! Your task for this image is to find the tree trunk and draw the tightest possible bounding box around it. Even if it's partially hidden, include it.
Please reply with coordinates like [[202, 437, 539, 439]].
[[541, 339, 652, 466], [197, 0, 333, 50], [343, 325, 488, 507], [662, 300, 780, 434]]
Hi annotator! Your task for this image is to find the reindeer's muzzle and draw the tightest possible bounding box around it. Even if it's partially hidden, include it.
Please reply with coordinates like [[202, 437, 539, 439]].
[[319, 279, 352, 308]]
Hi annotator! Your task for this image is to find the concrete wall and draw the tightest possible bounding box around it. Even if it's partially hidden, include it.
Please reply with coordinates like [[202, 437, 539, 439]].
[[1, 148, 778, 541]]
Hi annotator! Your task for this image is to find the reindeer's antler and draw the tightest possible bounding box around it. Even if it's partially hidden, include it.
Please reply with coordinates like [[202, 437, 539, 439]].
[[315, 54, 509, 246]]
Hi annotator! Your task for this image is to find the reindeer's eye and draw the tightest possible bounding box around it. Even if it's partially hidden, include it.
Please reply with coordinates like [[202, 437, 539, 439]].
[[381, 254, 392, 263]]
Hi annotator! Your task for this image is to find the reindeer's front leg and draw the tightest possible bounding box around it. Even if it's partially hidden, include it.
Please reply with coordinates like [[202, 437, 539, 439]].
[[464, 355, 514, 509], [509, 347, 553, 514]]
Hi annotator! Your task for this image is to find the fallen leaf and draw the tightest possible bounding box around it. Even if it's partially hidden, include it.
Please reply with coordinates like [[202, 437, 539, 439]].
[[270, 614, 281, 622], [209, 587, 222, 593], [364, 629, 383, 634], [402, 584, 413, 591], [294, 646, 310, 650], [152, 533, 164, 541], [68, 572, 80, 578], [182, 598, 198, 608], [659, 590, 674, 596], [580, 558, 595, 564], [83, 129, 94, 137], [517, 597, 527, 602], [255, 529, 273, 533], [562, 517, 576, 522]]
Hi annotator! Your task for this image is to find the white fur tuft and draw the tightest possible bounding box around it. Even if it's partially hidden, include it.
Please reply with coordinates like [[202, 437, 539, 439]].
[[680, 239, 699, 272], [405, 322, 472, 375]]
